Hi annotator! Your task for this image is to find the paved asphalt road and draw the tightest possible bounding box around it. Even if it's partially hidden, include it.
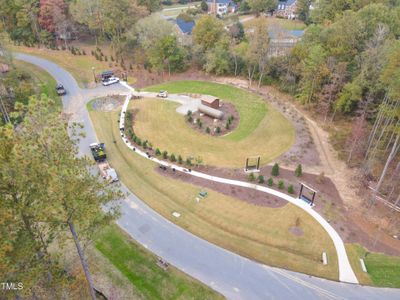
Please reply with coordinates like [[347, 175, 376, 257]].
[[14, 53, 400, 300]]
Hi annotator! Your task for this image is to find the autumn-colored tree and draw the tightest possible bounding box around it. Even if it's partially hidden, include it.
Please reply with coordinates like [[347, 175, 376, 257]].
[[39, 0, 67, 33]]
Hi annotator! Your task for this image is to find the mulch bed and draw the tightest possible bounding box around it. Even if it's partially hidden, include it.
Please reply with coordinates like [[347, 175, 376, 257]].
[[187, 101, 240, 137], [157, 162, 400, 256], [155, 167, 287, 208]]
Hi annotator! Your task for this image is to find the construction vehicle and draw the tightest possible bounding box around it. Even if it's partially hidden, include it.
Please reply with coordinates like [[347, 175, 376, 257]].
[[90, 143, 106, 162], [89, 143, 119, 183]]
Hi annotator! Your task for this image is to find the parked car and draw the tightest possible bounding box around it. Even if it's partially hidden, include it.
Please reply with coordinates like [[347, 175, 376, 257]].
[[102, 76, 120, 86], [157, 90, 168, 98], [55, 83, 66, 95]]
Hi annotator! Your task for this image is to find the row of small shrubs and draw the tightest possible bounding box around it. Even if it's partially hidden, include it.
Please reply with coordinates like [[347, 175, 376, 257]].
[[154, 148, 202, 167], [126, 112, 199, 166], [248, 173, 295, 194]]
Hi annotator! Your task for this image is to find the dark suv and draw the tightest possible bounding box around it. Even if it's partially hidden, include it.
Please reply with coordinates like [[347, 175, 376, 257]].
[[55, 83, 66, 96]]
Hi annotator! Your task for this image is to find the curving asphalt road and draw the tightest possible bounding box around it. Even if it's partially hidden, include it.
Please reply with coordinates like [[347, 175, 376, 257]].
[[14, 53, 400, 300]]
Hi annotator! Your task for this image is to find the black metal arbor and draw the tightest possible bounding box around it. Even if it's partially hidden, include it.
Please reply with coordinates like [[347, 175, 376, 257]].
[[298, 182, 317, 206], [245, 156, 261, 172]]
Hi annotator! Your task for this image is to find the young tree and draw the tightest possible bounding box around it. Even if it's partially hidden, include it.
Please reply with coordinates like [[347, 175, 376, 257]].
[[258, 175, 265, 183], [288, 185, 294, 194], [271, 163, 279, 176], [267, 177, 273, 186], [278, 180, 285, 189], [295, 164, 302, 177]]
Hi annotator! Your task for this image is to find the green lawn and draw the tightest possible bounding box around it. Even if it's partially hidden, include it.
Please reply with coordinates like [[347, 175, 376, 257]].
[[346, 244, 400, 288], [143, 81, 294, 167], [14, 60, 61, 107], [95, 225, 223, 300], [88, 109, 338, 280]]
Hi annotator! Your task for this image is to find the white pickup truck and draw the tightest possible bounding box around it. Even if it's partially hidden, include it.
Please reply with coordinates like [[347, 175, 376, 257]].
[[98, 161, 119, 183]]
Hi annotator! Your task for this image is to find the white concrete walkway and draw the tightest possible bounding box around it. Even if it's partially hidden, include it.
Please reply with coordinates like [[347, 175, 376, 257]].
[[118, 82, 359, 284]]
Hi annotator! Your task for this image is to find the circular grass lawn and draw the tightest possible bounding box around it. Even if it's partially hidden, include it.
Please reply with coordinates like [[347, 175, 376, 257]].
[[137, 81, 295, 168]]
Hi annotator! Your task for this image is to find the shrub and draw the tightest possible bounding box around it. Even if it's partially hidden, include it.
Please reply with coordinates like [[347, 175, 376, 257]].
[[258, 175, 264, 183], [187, 110, 192, 117], [178, 155, 183, 164], [225, 122, 230, 129], [288, 185, 294, 194], [111, 55, 114, 61], [99, 55, 103, 61], [206, 127, 210, 133], [82, 49, 86, 55], [295, 164, 302, 177], [187, 115, 193, 123], [278, 180, 284, 189], [248, 172, 255, 182], [186, 157, 192, 166], [143, 140, 148, 149], [170, 153, 176, 162], [316, 172, 325, 184], [91, 50, 95, 56], [155, 148, 161, 155], [216, 126, 221, 134], [271, 163, 279, 176], [136, 138, 142, 146], [198, 120, 202, 128], [105, 55, 108, 61], [267, 177, 273, 186], [162, 151, 168, 159]]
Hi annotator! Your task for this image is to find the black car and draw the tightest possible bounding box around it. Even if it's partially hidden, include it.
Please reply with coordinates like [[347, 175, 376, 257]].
[[55, 83, 66, 96]]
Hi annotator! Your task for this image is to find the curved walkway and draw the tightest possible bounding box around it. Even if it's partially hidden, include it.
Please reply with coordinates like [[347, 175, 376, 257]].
[[14, 53, 400, 299], [118, 87, 358, 284]]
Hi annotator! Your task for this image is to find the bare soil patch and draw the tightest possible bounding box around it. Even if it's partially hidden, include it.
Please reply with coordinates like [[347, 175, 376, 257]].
[[187, 101, 240, 137], [91, 95, 125, 112], [289, 227, 304, 236], [155, 167, 287, 208]]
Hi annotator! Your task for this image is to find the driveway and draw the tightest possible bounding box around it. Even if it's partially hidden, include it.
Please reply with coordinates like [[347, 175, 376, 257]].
[[14, 53, 400, 300]]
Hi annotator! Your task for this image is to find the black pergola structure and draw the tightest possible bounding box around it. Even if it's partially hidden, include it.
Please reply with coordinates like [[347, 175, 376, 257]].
[[298, 182, 317, 206], [244, 156, 261, 172]]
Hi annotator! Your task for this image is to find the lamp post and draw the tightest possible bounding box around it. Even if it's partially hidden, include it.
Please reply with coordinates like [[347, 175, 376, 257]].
[[91, 67, 96, 84]]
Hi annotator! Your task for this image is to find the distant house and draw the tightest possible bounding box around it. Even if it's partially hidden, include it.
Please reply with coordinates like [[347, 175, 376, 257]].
[[175, 18, 195, 45], [206, 0, 236, 16], [276, 0, 298, 19]]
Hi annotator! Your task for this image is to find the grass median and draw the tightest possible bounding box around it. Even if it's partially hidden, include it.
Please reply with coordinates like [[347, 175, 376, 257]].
[[89, 108, 338, 280], [143, 81, 294, 167]]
